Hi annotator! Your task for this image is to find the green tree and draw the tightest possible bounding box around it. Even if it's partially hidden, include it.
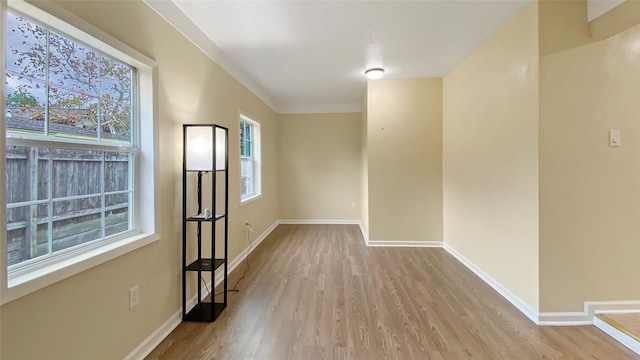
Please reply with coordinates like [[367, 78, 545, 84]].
[[7, 89, 40, 107]]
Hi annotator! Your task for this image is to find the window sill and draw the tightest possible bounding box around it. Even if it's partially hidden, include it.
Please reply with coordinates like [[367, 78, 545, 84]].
[[2, 232, 160, 305], [240, 194, 262, 207]]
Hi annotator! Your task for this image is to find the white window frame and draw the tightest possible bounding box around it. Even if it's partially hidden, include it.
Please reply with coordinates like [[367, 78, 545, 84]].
[[239, 113, 261, 204], [0, 0, 159, 304]]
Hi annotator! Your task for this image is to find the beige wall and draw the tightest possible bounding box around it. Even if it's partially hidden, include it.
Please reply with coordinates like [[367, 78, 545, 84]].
[[278, 113, 361, 220], [367, 79, 442, 242], [0, 1, 278, 359], [539, 13, 640, 312], [442, 3, 540, 311]]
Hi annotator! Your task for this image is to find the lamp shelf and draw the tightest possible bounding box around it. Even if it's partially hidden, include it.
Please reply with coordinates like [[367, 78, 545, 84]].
[[182, 124, 229, 323], [185, 258, 225, 272], [183, 302, 226, 322], [185, 169, 226, 173], [186, 214, 225, 222]]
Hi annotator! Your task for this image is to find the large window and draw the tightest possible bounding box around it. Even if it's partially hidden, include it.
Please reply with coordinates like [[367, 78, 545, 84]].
[[239, 114, 260, 203], [2, 0, 158, 303], [5, 11, 134, 268]]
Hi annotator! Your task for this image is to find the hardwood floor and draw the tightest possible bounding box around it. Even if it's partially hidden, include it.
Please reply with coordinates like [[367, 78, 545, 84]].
[[146, 224, 640, 359]]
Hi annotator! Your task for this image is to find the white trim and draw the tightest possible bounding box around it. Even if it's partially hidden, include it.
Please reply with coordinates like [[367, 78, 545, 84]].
[[358, 222, 369, 244], [4, 233, 159, 304], [443, 243, 539, 324], [142, 0, 277, 112], [278, 103, 362, 114], [124, 220, 279, 360], [537, 312, 591, 326], [278, 219, 360, 225], [239, 113, 261, 204], [367, 240, 443, 247], [122, 309, 182, 360], [594, 315, 640, 356], [538, 301, 640, 326], [0, 0, 8, 303]]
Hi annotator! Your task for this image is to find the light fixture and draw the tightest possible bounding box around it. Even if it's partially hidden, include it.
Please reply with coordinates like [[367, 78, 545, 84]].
[[365, 67, 385, 80], [184, 125, 227, 171]]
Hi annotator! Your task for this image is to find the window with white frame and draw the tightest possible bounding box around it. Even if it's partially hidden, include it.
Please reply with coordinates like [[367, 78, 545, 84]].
[[239, 114, 260, 203], [2, 0, 158, 302]]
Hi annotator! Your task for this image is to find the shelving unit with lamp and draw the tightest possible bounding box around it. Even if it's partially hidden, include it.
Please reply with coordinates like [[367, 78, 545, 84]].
[[182, 124, 228, 322]]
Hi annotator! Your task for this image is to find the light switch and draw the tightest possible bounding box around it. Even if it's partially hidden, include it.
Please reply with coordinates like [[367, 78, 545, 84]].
[[609, 130, 621, 147]]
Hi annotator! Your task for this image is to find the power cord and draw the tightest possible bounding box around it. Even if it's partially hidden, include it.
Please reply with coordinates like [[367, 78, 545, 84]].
[[212, 222, 253, 295], [231, 222, 253, 292], [201, 275, 212, 299]]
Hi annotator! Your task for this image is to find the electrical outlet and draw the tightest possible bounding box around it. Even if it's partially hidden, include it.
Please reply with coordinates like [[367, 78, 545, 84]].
[[129, 285, 140, 309]]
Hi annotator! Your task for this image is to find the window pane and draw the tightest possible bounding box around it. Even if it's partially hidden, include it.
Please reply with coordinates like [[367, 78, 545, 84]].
[[7, 204, 49, 266], [5, 146, 50, 203], [52, 148, 102, 198], [6, 13, 46, 80], [6, 73, 47, 135], [105, 193, 129, 237], [100, 100, 131, 142], [52, 196, 102, 251], [48, 85, 99, 139], [48, 31, 99, 96], [241, 158, 254, 197], [100, 56, 131, 105], [104, 152, 129, 192]]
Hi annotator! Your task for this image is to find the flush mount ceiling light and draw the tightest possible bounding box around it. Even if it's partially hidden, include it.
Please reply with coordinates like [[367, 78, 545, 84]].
[[365, 68, 385, 80]]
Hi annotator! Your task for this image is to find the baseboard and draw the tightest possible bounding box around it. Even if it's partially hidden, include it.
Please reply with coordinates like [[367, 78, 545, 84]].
[[358, 222, 369, 244], [278, 219, 360, 225], [537, 312, 591, 325], [538, 301, 640, 326], [122, 309, 182, 360], [443, 243, 539, 324], [594, 315, 640, 356], [366, 239, 443, 247], [124, 220, 279, 360]]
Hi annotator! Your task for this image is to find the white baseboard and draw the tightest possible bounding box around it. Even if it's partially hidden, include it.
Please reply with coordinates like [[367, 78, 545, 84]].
[[538, 301, 640, 326], [366, 239, 443, 247], [443, 243, 539, 324], [537, 312, 591, 326], [278, 219, 360, 225], [357, 221, 441, 247], [124, 220, 279, 360], [594, 315, 640, 356], [358, 222, 369, 244], [122, 309, 181, 360]]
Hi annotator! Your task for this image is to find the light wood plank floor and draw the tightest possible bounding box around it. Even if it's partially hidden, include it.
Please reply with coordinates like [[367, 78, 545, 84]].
[[146, 224, 639, 359]]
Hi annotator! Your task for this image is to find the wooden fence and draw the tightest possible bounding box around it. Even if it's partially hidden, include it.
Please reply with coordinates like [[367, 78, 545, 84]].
[[6, 146, 130, 266]]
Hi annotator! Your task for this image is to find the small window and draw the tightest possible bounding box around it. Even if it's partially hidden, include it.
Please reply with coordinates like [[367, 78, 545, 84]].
[[239, 114, 261, 203]]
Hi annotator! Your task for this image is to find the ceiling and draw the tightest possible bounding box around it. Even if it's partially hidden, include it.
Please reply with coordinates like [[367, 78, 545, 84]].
[[147, 0, 535, 114]]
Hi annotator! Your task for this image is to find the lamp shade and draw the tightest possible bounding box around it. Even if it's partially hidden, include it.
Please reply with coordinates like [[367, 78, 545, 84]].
[[185, 126, 213, 171]]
